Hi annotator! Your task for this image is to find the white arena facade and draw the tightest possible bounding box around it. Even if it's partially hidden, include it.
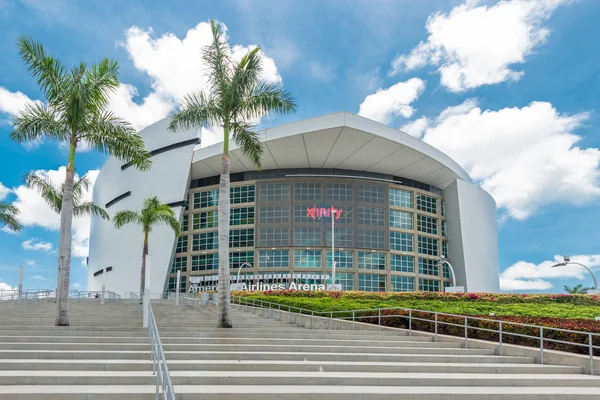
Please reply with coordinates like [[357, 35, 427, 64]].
[[87, 112, 500, 296]]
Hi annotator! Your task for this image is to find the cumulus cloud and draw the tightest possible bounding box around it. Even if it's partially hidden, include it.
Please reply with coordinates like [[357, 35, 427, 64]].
[[400, 116, 430, 138], [500, 255, 600, 291], [415, 99, 598, 219], [0, 87, 37, 118], [390, 0, 571, 91], [358, 78, 425, 124], [0, 182, 9, 201], [11, 167, 99, 260], [22, 238, 53, 253], [0, 282, 14, 293], [112, 21, 282, 130], [25, 259, 36, 266]]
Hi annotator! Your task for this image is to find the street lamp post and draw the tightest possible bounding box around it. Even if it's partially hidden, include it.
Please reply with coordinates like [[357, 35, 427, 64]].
[[328, 209, 341, 290], [230, 262, 253, 291], [551, 256, 600, 295], [439, 256, 464, 293]]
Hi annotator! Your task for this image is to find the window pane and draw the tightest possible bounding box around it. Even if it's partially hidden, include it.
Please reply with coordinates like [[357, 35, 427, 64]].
[[419, 278, 440, 292], [442, 241, 448, 258], [337, 272, 354, 290], [259, 183, 290, 202], [259, 205, 290, 224], [258, 227, 290, 247], [357, 207, 385, 226], [418, 236, 439, 256], [171, 257, 187, 273], [230, 207, 255, 225], [441, 200, 445, 217], [325, 227, 354, 247], [191, 253, 218, 271], [175, 235, 188, 254], [326, 250, 354, 269], [357, 184, 384, 204], [192, 231, 218, 251], [416, 194, 437, 214], [358, 274, 386, 291], [389, 188, 413, 208], [358, 251, 386, 270], [258, 250, 290, 268], [418, 258, 439, 276], [390, 254, 414, 272], [181, 214, 188, 232], [442, 220, 447, 237], [230, 251, 254, 269], [294, 182, 322, 201], [193, 211, 218, 230], [168, 276, 187, 292], [443, 263, 451, 279], [231, 185, 255, 204], [293, 250, 322, 268], [326, 183, 353, 202], [229, 229, 254, 248], [390, 231, 413, 252], [194, 189, 219, 209], [417, 214, 438, 235], [294, 226, 322, 246], [390, 210, 413, 229], [392, 276, 414, 292]]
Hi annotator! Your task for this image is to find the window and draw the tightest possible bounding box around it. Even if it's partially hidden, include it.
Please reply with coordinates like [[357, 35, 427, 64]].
[[326, 183, 353, 202], [175, 235, 188, 254], [357, 184, 384, 204], [294, 182, 322, 201], [193, 210, 217, 230], [390, 188, 413, 208], [230, 251, 254, 269], [294, 204, 314, 223], [181, 214, 188, 232], [294, 250, 322, 268], [258, 227, 290, 247], [357, 207, 385, 226], [419, 278, 440, 292], [258, 250, 290, 268], [229, 228, 254, 248], [168, 276, 187, 292], [192, 231, 218, 251], [358, 251, 386, 270], [325, 227, 354, 247], [441, 200, 445, 217], [194, 189, 219, 209], [390, 254, 414, 272], [231, 185, 255, 204], [337, 272, 354, 290], [418, 258, 439, 276], [326, 250, 354, 269], [191, 254, 218, 271], [357, 229, 385, 249], [417, 214, 438, 235], [418, 236, 439, 256], [259, 183, 290, 202], [390, 231, 413, 252], [392, 276, 414, 292], [443, 262, 451, 279], [442, 241, 448, 258], [390, 210, 413, 230], [442, 220, 447, 237], [230, 207, 255, 225], [294, 226, 322, 246], [359, 274, 386, 291], [417, 194, 437, 214], [171, 257, 187, 273], [259, 205, 290, 224]]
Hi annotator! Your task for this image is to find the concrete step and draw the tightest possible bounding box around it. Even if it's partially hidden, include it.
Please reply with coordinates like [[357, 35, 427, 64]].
[[159, 337, 433, 345], [0, 331, 147, 337], [150, 328, 411, 336], [0, 336, 149, 343], [1, 385, 600, 399], [0, 326, 146, 332], [0, 343, 150, 351], [0, 350, 150, 360]]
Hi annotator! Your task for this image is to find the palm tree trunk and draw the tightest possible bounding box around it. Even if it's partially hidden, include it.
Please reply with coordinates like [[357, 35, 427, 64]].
[[55, 141, 76, 326], [217, 153, 232, 328], [140, 230, 149, 304]]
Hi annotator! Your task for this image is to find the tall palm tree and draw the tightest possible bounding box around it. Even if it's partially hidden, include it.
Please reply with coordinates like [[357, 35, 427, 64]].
[[0, 202, 22, 232], [11, 36, 151, 326], [113, 196, 181, 302], [25, 172, 109, 220], [564, 284, 594, 294], [168, 20, 296, 328]]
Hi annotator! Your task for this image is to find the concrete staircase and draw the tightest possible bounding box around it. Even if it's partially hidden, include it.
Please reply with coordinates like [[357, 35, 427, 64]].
[[0, 300, 599, 398]]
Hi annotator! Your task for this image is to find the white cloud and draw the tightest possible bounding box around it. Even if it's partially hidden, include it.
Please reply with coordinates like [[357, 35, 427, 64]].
[[31, 275, 48, 281], [71, 282, 81, 289], [400, 116, 430, 138], [0, 282, 14, 292], [0, 182, 9, 201], [0, 87, 37, 118], [391, 0, 570, 91], [358, 78, 425, 124], [500, 255, 600, 291], [307, 61, 336, 82], [113, 21, 283, 130], [25, 259, 36, 266], [11, 167, 99, 259], [22, 238, 53, 253], [418, 100, 599, 219]]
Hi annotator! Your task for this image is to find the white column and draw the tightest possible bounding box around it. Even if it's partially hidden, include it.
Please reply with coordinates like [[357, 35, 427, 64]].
[[101, 285, 105, 305], [143, 255, 151, 328], [176, 270, 181, 306], [18, 266, 23, 301]]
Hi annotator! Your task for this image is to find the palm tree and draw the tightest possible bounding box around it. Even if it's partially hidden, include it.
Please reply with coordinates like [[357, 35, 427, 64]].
[[168, 20, 296, 328], [113, 196, 181, 302], [10, 36, 151, 326], [25, 172, 110, 220], [564, 284, 594, 294], [0, 202, 22, 232]]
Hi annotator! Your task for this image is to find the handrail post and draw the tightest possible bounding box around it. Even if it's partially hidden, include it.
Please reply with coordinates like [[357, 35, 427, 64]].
[[434, 312, 438, 342], [352, 310, 355, 330], [330, 311, 333, 330], [409, 309, 412, 336], [540, 327, 544, 365], [464, 316, 468, 348], [378, 309, 381, 331], [589, 333, 594, 376], [499, 321, 503, 356]]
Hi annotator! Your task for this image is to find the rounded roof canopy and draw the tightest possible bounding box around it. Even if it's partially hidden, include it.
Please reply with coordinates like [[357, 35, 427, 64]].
[[191, 112, 471, 190]]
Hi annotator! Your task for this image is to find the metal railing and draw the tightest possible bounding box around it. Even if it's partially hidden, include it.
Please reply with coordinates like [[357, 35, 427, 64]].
[[0, 289, 56, 302], [232, 295, 600, 375], [147, 301, 175, 400]]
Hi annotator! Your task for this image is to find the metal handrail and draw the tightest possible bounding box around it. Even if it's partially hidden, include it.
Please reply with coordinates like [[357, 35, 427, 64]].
[[147, 301, 175, 400], [231, 295, 599, 375]]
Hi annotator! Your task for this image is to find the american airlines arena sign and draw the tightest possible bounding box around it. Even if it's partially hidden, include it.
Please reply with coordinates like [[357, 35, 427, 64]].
[[188, 273, 330, 293]]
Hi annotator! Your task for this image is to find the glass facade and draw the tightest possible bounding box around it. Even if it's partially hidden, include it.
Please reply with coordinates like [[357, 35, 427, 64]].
[[172, 177, 450, 292]]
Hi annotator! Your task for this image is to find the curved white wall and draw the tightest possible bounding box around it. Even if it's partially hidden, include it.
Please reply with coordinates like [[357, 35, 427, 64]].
[[88, 119, 199, 296]]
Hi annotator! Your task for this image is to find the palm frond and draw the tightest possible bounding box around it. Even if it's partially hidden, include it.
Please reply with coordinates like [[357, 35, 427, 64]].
[[244, 82, 297, 120], [113, 210, 142, 229], [74, 202, 110, 220], [80, 111, 151, 171], [81, 58, 120, 113], [71, 174, 92, 206], [25, 172, 63, 214], [232, 47, 263, 101], [168, 92, 222, 132], [203, 20, 233, 100], [0, 202, 23, 232], [11, 102, 67, 143], [230, 121, 263, 169]]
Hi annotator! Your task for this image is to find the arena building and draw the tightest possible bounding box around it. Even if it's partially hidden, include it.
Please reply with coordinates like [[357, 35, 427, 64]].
[[87, 112, 500, 296]]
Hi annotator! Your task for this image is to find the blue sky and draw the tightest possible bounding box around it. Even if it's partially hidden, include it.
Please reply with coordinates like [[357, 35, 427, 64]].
[[1, 0, 599, 293]]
